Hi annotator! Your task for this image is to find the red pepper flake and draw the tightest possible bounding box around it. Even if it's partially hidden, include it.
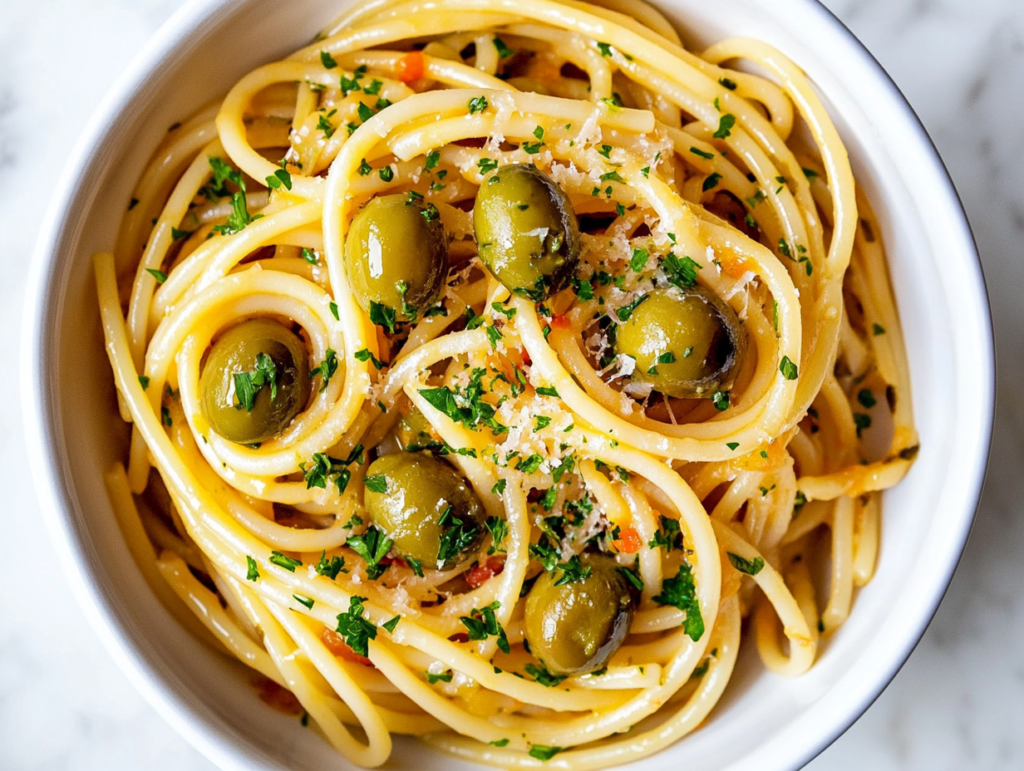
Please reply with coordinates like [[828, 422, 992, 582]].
[[465, 556, 506, 588]]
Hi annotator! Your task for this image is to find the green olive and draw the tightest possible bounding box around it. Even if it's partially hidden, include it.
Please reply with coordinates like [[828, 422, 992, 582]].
[[200, 319, 310, 444], [473, 164, 580, 300], [524, 553, 635, 676], [345, 194, 448, 322], [363, 452, 486, 571], [614, 286, 744, 399]]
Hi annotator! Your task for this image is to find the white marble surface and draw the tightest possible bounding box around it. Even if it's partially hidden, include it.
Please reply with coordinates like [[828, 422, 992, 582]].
[[2, 0, 1022, 768]]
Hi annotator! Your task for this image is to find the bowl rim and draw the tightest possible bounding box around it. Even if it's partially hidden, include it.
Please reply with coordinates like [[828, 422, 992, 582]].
[[20, 0, 995, 769]]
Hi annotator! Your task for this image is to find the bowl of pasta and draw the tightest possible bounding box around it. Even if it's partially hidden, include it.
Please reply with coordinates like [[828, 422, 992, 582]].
[[23, 0, 992, 769]]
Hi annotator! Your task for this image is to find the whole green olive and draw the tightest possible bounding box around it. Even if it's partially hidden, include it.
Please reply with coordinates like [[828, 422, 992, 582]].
[[473, 164, 580, 300], [524, 553, 635, 676], [363, 452, 486, 571], [200, 319, 310, 444], [344, 194, 448, 323], [614, 286, 744, 399]]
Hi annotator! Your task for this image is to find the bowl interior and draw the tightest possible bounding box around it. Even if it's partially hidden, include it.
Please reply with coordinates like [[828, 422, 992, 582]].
[[24, 0, 992, 769]]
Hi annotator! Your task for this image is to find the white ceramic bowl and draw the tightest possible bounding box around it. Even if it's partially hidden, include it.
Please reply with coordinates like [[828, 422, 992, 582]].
[[22, 0, 993, 768]]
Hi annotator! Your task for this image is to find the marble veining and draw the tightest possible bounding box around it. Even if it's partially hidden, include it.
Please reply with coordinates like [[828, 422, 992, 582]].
[[2, 0, 1023, 768]]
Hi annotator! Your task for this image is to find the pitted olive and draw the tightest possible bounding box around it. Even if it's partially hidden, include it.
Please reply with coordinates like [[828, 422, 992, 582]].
[[345, 194, 448, 323], [614, 286, 744, 399], [363, 452, 486, 571], [473, 164, 580, 300], [200, 319, 310, 444], [524, 553, 635, 676]]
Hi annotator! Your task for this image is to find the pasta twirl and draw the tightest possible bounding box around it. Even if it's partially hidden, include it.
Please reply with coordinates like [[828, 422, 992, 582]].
[[94, 0, 918, 767]]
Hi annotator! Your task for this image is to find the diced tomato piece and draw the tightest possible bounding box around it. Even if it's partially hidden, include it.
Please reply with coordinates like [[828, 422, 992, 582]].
[[465, 556, 506, 588], [550, 314, 572, 330], [613, 526, 643, 554], [321, 627, 373, 666], [397, 51, 425, 83]]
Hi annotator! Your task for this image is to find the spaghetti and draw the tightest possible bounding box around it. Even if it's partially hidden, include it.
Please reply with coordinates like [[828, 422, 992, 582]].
[[94, 0, 918, 767]]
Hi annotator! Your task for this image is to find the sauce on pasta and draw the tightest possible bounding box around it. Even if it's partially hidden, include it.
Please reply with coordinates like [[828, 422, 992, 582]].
[[94, 0, 919, 766]]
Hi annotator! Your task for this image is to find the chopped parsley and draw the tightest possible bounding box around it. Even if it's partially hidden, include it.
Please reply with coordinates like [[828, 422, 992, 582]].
[[335, 596, 376, 657], [552, 555, 591, 586], [662, 253, 702, 289], [493, 37, 513, 59], [269, 551, 302, 572], [712, 390, 730, 411], [265, 168, 292, 191], [854, 413, 872, 437], [857, 389, 877, 409], [418, 368, 509, 435], [630, 247, 649, 272], [315, 550, 345, 579], [616, 294, 649, 322], [468, 95, 488, 114], [713, 113, 736, 139], [354, 347, 385, 370], [347, 525, 393, 579], [618, 563, 644, 591], [529, 745, 564, 761], [648, 515, 683, 551], [364, 474, 387, 493], [233, 353, 278, 411], [368, 300, 398, 333], [779, 355, 799, 380], [727, 552, 765, 575], [485, 515, 508, 554], [460, 602, 510, 654], [212, 190, 262, 235], [702, 172, 722, 192], [246, 555, 260, 582], [310, 349, 339, 392], [301, 444, 364, 495], [437, 505, 481, 568], [653, 563, 704, 641]]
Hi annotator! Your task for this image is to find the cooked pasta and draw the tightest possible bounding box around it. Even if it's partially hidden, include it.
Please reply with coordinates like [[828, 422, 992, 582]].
[[94, 0, 918, 767]]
